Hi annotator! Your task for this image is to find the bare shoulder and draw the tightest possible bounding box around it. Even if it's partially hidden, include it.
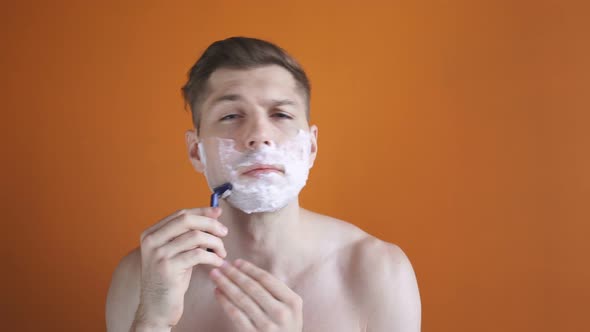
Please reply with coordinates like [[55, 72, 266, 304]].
[[348, 237, 422, 331], [106, 247, 142, 332], [301, 209, 370, 246], [304, 208, 421, 331], [350, 236, 414, 288], [302, 209, 407, 264], [302, 209, 416, 282]]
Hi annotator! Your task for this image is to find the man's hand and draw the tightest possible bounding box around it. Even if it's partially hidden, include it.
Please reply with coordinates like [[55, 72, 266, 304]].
[[209, 259, 303, 332], [134, 207, 229, 329]]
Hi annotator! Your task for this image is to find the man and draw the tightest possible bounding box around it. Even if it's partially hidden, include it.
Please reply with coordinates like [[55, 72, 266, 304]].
[[106, 36, 421, 332]]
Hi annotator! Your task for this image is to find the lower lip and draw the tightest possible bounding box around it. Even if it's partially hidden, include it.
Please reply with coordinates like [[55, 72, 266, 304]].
[[243, 169, 282, 177]]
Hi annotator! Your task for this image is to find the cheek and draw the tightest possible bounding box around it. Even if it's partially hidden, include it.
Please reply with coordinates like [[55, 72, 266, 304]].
[[284, 131, 313, 160], [201, 138, 243, 182]]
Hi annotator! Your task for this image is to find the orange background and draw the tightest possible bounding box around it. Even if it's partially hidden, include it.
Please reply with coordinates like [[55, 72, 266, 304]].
[[2, 1, 588, 331]]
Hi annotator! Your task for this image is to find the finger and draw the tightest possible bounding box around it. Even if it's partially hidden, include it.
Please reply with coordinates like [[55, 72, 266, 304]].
[[210, 267, 268, 328], [214, 287, 257, 331], [142, 212, 227, 249], [234, 259, 296, 305], [141, 207, 222, 242], [173, 248, 224, 269], [219, 261, 280, 315], [163, 229, 227, 258]]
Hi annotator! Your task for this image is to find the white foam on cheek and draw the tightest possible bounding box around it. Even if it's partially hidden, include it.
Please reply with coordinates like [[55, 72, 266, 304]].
[[208, 130, 313, 214]]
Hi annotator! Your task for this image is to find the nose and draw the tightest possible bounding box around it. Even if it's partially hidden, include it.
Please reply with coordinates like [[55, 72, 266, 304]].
[[244, 115, 275, 150]]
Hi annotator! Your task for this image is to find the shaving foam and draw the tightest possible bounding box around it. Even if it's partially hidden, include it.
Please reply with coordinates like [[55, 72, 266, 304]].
[[198, 130, 312, 214]]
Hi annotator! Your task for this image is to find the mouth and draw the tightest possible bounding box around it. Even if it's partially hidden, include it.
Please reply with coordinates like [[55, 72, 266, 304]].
[[240, 164, 284, 177]]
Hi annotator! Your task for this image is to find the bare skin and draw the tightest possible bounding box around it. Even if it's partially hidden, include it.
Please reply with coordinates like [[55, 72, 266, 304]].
[[106, 65, 421, 332], [106, 206, 420, 332]]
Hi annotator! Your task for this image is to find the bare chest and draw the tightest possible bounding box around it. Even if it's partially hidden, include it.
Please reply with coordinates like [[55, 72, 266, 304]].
[[172, 266, 366, 332]]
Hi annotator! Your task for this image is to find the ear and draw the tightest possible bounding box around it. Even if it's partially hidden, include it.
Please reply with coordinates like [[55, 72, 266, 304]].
[[308, 125, 319, 168], [185, 129, 205, 173]]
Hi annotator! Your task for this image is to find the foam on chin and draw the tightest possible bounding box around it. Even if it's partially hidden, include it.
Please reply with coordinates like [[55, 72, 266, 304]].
[[198, 130, 312, 214]]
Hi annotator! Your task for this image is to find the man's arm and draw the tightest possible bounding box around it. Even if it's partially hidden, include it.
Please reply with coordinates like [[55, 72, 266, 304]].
[[356, 238, 421, 332], [106, 249, 142, 332]]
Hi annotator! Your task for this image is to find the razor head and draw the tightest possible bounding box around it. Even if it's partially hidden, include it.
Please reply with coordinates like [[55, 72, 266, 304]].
[[214, 183, 233, 198], [210, 182, 233, 207]]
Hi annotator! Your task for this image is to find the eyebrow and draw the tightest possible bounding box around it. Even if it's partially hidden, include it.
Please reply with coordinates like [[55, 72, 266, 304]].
[[209, 94, 297, 109]]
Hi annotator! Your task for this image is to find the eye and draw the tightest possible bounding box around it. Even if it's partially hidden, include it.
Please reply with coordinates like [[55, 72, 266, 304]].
[[220, 114, 241, 121], [272, 112, 294, 120]]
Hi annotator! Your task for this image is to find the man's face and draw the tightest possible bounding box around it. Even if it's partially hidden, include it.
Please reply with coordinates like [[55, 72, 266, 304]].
[[185, 65, 318, 212], [199, 65, 311, 144]]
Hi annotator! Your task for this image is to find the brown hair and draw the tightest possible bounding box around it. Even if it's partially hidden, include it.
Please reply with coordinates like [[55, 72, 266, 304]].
[[181, 36, 311, 132]]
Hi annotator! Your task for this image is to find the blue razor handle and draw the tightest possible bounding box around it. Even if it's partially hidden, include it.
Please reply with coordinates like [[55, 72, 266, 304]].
[[207, 183, 232, 253]]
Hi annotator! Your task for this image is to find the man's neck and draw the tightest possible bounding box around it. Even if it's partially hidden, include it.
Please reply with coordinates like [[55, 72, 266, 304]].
[[218, 199, 311, 281]]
